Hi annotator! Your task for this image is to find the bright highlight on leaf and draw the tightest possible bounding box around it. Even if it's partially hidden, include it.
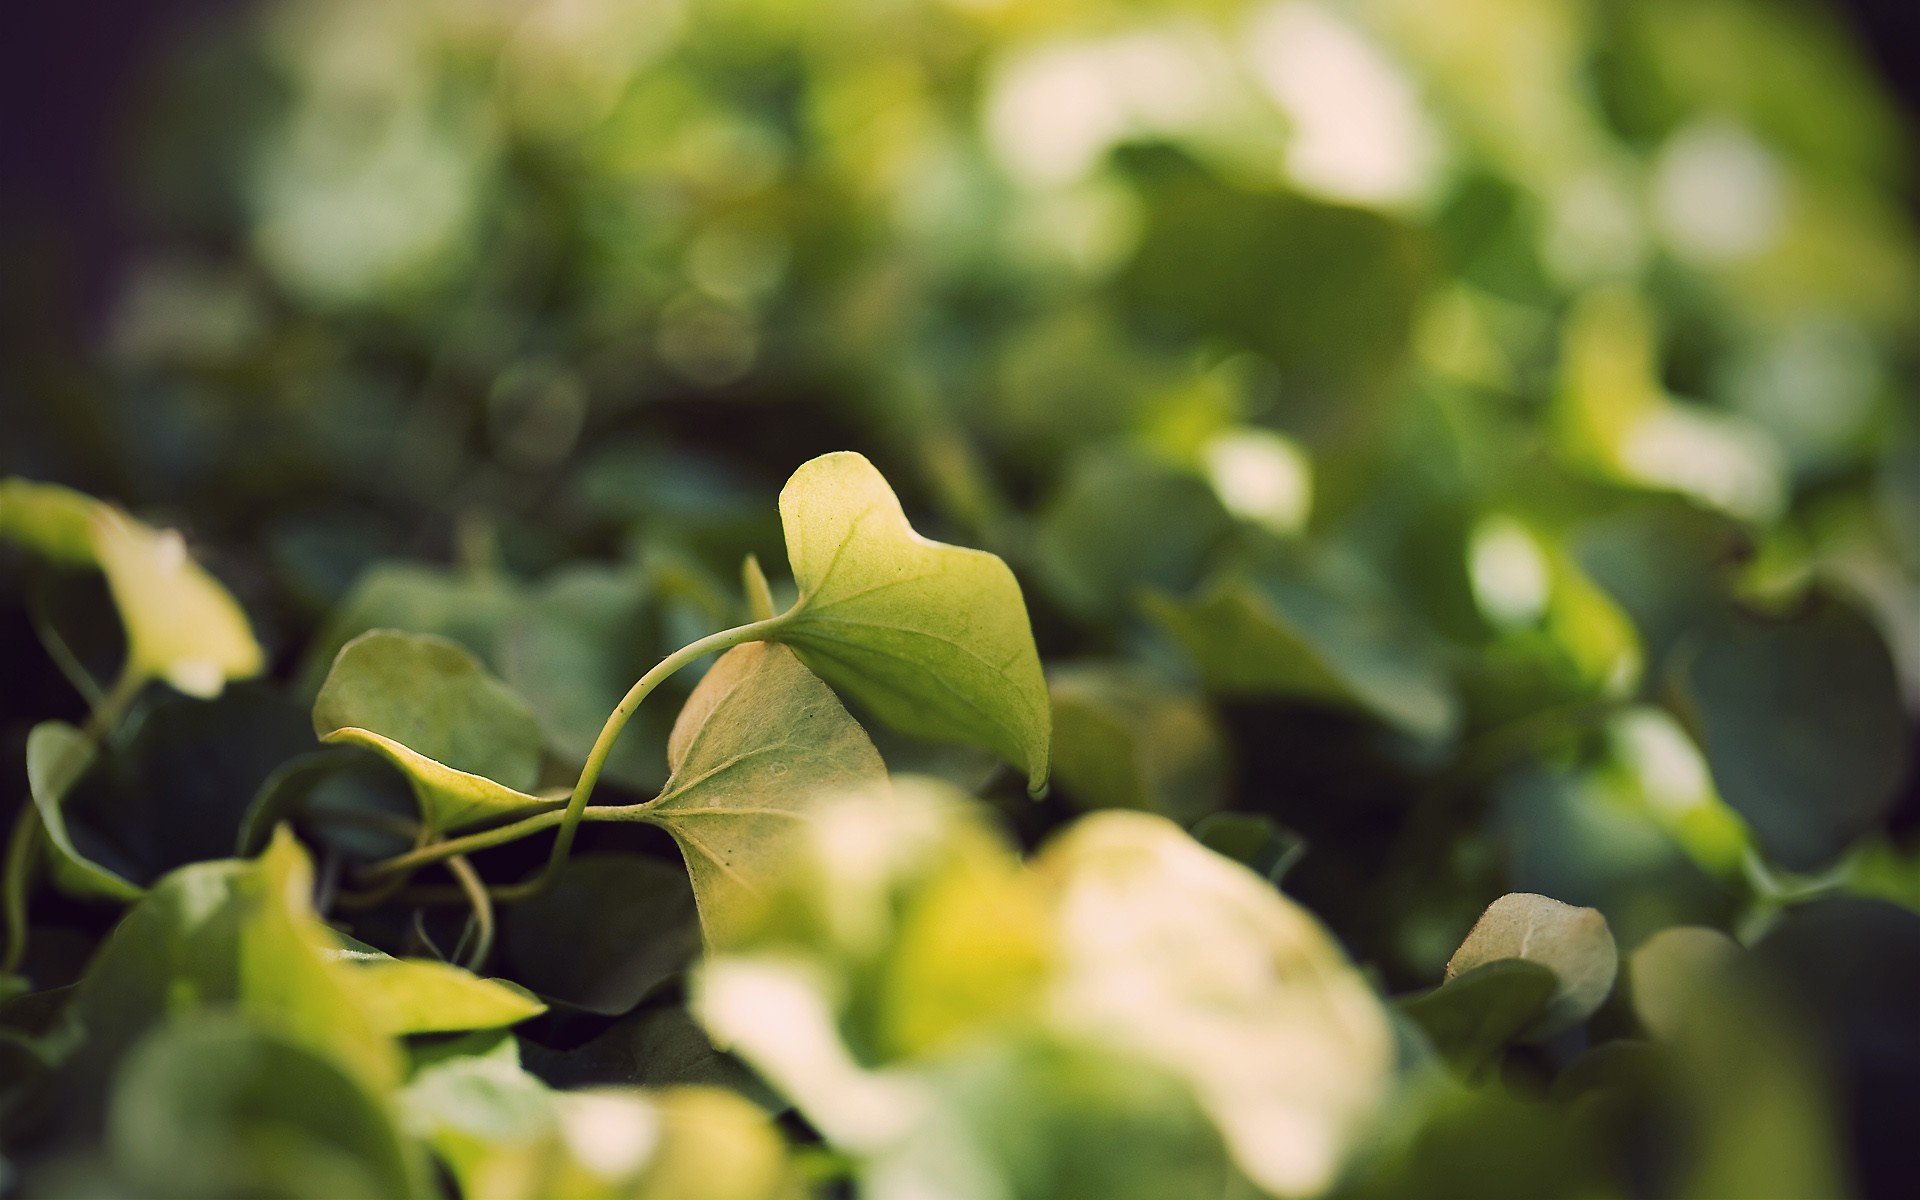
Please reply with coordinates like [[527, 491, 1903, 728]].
[[771, 452, 1052, 793], [312, 630, 548, 832]]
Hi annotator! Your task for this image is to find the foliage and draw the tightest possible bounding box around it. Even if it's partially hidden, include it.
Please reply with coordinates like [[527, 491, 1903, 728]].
[[2, 0, 1918, 1197]]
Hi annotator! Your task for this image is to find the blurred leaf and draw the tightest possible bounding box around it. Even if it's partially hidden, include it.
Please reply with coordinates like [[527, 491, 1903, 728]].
[[312, 630, 546, 833], [504, 854, 701, 1016], [1149, 551, 1457, 740], [632, 642, 888, 944], [90, 507, 263, 698], [1400, 959, 1558, 1076], [107, 1015, 427, 1199], [1049, 666, 1227, 824], [772, 452, 1050, 792], [1033, 449, 1232, 620], [301, 564, 526, 692], [71, 829, 399, 1090], [0, 478, 99, 567], [1671, 593, 1909, 872], [496, 566, 673, 792], [1445, 892, 1618, 1039], [26, 721, 135, 901], [1190, 813, 1306, 886], [1627, 926, 1742, 1042]]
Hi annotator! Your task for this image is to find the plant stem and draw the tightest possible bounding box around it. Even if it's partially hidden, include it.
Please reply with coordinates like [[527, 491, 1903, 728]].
[[1, 668, 147, 973], [446, 854, 494, 971], [357, 616, 789, 893]]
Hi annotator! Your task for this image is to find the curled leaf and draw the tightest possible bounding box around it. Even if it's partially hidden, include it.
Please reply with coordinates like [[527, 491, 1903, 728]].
[[312, 630, 547, 833], [27, 720, 141, 902]]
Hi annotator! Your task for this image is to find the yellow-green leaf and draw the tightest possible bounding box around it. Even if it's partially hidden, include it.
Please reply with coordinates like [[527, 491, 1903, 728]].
[[312, 630, 547, 833], [26, 720, 142, 901], [0, 477, 100, 567], [340, 955, 546, 1037], [635, 641, 888, 945], [91, 507, 264, 698], [772, 452, 1050, 792], [1446, 892, 1618, 1039]]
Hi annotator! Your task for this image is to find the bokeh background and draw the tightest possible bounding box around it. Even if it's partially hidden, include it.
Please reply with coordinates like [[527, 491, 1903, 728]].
[[2, 0, 1918, 1196]]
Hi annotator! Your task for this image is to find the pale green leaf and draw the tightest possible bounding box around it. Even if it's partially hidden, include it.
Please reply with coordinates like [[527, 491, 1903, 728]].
[[1147, 554, 1456, 741], [1445, 892, 1618, 1039], [90, 507, 265, 698], [0, 477, 100, 567], [26, 720, 142, 902], [312, 630, 547, 832], [772, 452, 1050, 792], [634, 641, 888, 945], [338, 955, 546, 1037], [72, 828, 401, 1091]]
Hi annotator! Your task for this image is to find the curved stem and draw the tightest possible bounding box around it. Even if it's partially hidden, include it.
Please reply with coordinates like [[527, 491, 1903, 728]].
[[446, 854, 494, 971], [357, 616, 789, 893]]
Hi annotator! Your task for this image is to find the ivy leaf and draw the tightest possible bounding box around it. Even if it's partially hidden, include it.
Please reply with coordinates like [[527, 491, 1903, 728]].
[[0, 477, 99, 566], [1672, 593, 1909, 872], [1400, 959, 1559, 1076], [337, 955, 546, 1037], [72, 828, 401, 1091], [632, 641, 888, 945], [1148, 550, 1457, 742], [1049, 665, 1227, 824], [312, 630, 547, 833], [504, 854, 701, 1016], [106, 1014, 430, 1200], [1, 480, 264, 697], [26, 720, 141, 902], [90, 507, 264, 698], [1446, 893, 1618, 1039], [772, 452, 1050, 793]]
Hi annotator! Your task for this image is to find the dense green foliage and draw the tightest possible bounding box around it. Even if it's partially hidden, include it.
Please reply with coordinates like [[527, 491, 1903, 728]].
[[3, 0, 1918, 1196]]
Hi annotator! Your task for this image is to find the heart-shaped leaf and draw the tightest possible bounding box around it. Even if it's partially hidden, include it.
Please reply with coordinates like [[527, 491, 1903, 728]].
[[312, 630, 547, 833], [26, 720, 140, 901], [772, 452, 1050, 792], [1446, 892, 1618, 1039], [631, 641, 888, 944]]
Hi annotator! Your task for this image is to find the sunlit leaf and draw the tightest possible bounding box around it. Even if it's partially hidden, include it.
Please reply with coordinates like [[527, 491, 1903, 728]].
[[90, 507, 264, 698], [312, 630, 547, 832], [0, 477, 99, 567], [71, 828, 400, 1090], [772, 452, 1050, 792], [631, 642, 888, 945], [338, 955, 545, 1037], [1035, 811, 1393, 1198], [1446, 892, 1618, 1039]]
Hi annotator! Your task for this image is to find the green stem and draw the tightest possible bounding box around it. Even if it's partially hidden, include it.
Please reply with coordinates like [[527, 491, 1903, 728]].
[[1, 668, 146, 974], [446, 854, 495, 971], [357, 616, 789, 893]]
